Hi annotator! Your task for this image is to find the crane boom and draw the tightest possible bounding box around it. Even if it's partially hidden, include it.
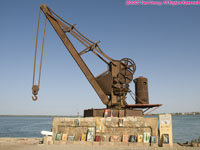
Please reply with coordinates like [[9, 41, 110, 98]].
[[32, 4, 138, 109], [39, 4, 110, 106]]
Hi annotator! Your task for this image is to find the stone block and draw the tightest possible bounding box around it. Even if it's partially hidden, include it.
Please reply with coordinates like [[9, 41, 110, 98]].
[[105, 117, 118, 127], [43, 136, 53, 145]]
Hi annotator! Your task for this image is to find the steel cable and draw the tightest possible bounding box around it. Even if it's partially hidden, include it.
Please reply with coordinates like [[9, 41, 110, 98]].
[[32, 9, 41, 86], [38, 17, 47, 87], [32, 9, 47, 100]]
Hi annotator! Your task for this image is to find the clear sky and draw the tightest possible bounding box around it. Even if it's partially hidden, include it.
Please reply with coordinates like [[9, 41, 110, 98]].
[[0, 0, 200, 115]]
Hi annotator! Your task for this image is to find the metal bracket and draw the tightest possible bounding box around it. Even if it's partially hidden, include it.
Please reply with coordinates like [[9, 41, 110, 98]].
[[79, 41, 100, 55], [63, 24, 76, 32]]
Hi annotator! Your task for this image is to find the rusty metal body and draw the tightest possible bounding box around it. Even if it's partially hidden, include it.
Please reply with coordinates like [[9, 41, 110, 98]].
[[32, 4, 161, 115], [134, 77, 149, 104], [32, 4, 136, 109], [95, 58, 136, 108], [84, 109, 143, 117]]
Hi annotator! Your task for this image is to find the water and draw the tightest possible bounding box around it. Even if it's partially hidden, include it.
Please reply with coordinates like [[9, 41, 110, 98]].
[[0, 116, 52, 138], [172, 115, 200, 143], [0, 115, 200, 143]]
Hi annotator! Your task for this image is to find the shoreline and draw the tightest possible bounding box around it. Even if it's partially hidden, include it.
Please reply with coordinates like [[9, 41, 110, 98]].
[[0, 138, 195, 150], [0, 113, 200, 117], [0, 115, 76, 117]]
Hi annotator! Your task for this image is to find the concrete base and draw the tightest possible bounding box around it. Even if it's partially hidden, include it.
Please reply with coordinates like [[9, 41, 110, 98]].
[[51, 116, 158, 146]]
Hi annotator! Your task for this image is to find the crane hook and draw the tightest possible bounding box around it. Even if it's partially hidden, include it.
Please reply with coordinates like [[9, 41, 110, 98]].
[[32, 85, 39, 101], [32, 95, 38, 101]]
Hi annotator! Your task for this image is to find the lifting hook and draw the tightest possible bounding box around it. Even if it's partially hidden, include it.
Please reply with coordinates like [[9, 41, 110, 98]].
[[32, 85, 39, 101], [32, 95, 38, 101]]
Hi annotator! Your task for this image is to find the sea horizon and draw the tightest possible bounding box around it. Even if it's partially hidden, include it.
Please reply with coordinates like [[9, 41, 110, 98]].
[[0, 111, 200, 117]]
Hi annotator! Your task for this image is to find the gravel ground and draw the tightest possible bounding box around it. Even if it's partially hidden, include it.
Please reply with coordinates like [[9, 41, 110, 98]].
[[0, 138, 197, 150]]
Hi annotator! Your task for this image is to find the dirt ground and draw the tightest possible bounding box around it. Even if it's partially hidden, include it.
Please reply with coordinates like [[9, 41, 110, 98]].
[[0, 138, 198, 150]]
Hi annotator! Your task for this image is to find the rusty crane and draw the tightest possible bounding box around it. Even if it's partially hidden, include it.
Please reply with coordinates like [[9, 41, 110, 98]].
[[32, 4, 161, 117]]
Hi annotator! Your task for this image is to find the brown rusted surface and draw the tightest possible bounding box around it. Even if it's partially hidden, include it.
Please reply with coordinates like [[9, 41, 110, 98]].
[[39, 4, 110, 106], [32, 4, 162, 114], [134, 77, 149, 104], [125, 104, 162, 109], [34, 4, 138, 109], [84, 109, 143, 117]]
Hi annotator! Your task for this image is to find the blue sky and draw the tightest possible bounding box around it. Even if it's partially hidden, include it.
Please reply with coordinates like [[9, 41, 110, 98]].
[[0, 0, 200, 115]]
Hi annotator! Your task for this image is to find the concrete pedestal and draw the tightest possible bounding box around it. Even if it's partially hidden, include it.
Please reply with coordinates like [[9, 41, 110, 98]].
[[51, 116, 158, 146]]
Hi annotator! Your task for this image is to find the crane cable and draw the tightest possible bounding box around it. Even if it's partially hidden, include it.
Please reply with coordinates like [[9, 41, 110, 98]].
[[32, 9, 47, 101]]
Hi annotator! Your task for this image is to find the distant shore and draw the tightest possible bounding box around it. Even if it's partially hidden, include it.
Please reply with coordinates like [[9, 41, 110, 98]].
[[0, 115, 77, 117], [0, 112, 200, 117], [147, 112, 200, 116]]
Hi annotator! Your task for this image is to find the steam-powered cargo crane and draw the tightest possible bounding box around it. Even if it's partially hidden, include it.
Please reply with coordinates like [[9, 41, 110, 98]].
[[32, 4, 161, 117]]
